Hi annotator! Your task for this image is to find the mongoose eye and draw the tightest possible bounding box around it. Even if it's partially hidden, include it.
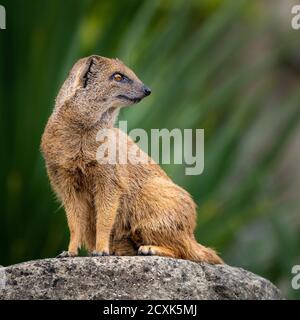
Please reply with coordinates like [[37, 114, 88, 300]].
[[114, 73, 123, 82]]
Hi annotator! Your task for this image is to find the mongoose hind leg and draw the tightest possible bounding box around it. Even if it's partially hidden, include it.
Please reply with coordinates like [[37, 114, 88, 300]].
[[138, 245, 176, 258]]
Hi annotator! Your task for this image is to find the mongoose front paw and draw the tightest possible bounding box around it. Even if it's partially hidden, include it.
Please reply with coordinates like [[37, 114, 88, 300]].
[[56, 251, 77, 258], [91, 250, 110, 257], [138, 246, 156, 256]]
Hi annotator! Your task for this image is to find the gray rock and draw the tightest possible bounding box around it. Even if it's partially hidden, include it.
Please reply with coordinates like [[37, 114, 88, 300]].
[[0, 256, 282, 300]]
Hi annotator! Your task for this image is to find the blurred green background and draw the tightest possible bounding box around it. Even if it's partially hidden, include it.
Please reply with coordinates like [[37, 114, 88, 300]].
[[0, 0, 300, 299]]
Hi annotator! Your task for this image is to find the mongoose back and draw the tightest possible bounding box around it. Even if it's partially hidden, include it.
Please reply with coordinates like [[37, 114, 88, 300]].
[[41, 55, 223, 264]]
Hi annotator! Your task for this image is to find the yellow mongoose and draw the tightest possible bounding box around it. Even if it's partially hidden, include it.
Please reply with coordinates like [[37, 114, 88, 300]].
[[41, 55, 223, 264]]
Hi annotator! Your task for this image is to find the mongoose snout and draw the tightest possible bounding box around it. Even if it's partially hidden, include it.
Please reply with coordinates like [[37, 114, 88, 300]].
[[142, 86, 151, 96], [41, 54, 223, 264], [115, 80, 151, 104]]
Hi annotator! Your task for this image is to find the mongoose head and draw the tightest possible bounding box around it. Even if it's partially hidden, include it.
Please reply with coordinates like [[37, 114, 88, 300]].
[[55, 55, 151, 126]]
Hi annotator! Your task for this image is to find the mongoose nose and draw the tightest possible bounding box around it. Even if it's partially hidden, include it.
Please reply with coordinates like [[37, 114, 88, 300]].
[[143, 86, 151, 96]]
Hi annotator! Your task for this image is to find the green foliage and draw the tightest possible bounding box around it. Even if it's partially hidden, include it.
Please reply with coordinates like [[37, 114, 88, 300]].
[[0, 0, 299, 299]]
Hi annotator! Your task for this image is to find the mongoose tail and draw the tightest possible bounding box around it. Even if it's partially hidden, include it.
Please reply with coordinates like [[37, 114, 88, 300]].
[[184, 238, 224, 264]]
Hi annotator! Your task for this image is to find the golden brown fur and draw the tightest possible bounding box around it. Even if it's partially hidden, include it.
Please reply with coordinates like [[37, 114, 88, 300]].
[[41, 55, 223, 264]]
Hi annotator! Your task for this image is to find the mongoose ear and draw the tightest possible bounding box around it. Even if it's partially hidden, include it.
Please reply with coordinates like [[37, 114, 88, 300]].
[[76, 56, 96, 89], [54, 55, 102, 108]]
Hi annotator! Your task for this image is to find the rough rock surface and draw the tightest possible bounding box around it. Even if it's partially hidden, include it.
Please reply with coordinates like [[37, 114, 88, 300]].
[[0, 256, 282, 300]]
